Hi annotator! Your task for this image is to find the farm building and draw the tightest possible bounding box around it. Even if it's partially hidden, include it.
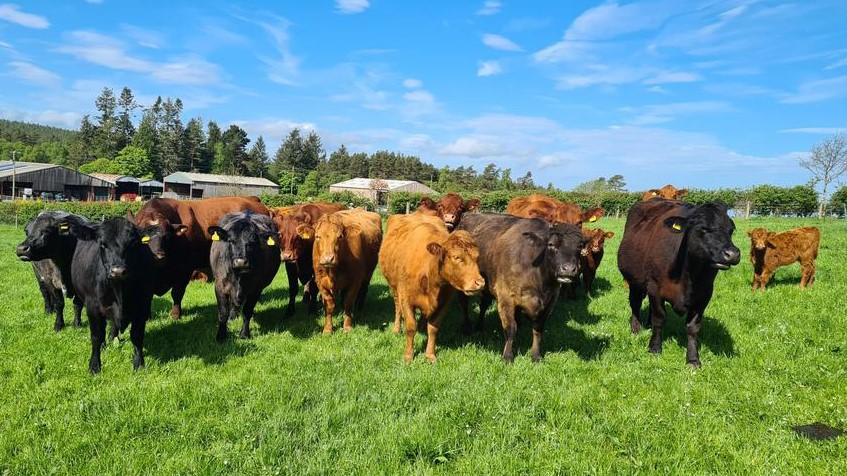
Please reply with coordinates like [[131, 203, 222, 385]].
[[89, 173, 143, 201], [162, 171, 278, 199], [139, 179, 164, 199], [0, 161, 113, 201], [329, 178, 437, 206]]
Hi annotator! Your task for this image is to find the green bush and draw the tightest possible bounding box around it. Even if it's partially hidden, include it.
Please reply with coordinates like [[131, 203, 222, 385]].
[[315, 191, 375, 210], [259, 193, 298, 208], [830, 186, 847, 216], [387, 192, 430, 214], [0, 200, 143, 225]]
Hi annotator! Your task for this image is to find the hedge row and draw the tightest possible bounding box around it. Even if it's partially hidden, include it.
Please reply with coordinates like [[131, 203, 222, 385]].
[[0, 200, 143, 225]]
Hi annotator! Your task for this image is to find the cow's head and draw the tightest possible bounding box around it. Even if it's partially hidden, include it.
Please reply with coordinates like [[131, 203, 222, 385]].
[[644, 184, 688, 201], [208, 212, 278, 273], [66, 218, 148, 282], [306, 214, 352, 269], [556, 204, 604, 227], [134, 211, 187, 263], [665, 202, 740, 270], [430, 230, 485, 295], [271, 207, 309, 262], [524, 224, 585, 284], [436, 193, 480, 231], [747, 228, 774, 251], [16, 211, 88, 262], [581, 228, 614, 256]]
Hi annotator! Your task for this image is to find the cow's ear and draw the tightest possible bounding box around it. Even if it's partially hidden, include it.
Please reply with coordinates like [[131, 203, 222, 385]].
[[426, 242, 444, 258], [173, 224, 189, 236], [604, 231, 615, 239], [522, 231, 546, 247], [345, 224, 362, 236], [64, 222, 98, 241], [675, 189, 688, 199], [583, 208, 605, 223], [296, 224, 315, 240], [464, 198, 480, 212], [418, 197, 437, 212], [648, 189, 661, 197], [208, 226, 227, 242], [663, 216, 687, 233]]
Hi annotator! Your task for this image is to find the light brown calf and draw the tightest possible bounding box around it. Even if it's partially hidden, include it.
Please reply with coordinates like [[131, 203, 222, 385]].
[[506, 194, 604, 227], [748, 227, 820, 290], [641, 184, 688, 201]]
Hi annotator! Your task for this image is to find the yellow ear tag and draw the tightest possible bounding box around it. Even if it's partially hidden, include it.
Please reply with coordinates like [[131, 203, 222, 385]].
[[266, 236, 276, 246], [652, 191, 658, 196], [301, 232, 311, 240], [141, 235, 150, 244], [59, 223, 70, 231], [589, 216, 598, 222], [212, 232, 220, 241], [672, 222, 682, 231]]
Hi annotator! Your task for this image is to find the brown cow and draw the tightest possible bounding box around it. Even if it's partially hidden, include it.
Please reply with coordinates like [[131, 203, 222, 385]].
[[299, 209, 382, 333], [506, 194, 604, 226], [133, 196, 270, 319], [417, 193, 480, 231], [380, 214, 485, 362], [641, 184, 688, 201], [748, 227, 819, 290], [579, 228, 614, 296], [270, 202, 347, 316]]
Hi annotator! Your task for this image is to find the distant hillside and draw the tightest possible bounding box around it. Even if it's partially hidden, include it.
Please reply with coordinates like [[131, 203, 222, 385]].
[[0, 119, 77, 145]]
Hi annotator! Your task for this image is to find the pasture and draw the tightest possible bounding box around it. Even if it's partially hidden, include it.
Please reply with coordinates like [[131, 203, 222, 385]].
[[0, 217, 845, 474]]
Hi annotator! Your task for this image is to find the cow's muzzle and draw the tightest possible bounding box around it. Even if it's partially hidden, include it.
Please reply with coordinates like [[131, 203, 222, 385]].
[[281, 250, 296, 262], [109, 266, 128, 280], [15, 244, 32, 261], [232, 258, 250, 271], [463, 277, 485, 295], [713, 247, 741, 269], [319, 255, 337, 268], [556, 263, 579, 283]]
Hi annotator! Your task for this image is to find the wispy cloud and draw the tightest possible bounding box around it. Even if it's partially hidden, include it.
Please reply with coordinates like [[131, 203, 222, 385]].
[[825, 57, 847, 70], [482, 33, 522, 52], [121, 24, 164, 49], [642, 71, 701, 85], [254, 16, 301, 86], [781, 127, 847, 134], [781, 75, 847, 104], [477, 60, 502, 77], [335, 0, 370, 15], [476, 1, 501, 16], [0, 4, 49, 29], [0, 108, 80, 129], [624, 101, 731, 125], [84, 0, 104, 4], [7, 61, 60, 87], [554, 66, 699, 90], [56, 30, 222, 85], [402, 78, 422, 89]]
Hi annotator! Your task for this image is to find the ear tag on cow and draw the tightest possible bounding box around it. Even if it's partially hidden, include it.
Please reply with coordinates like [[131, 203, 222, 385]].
[[672, 222, 682, 231], [266, 236, 276, 246], [141, 235, 151, 244], [301, 231, 311, 240], [59, 223, 70, 231], [212, 231, 220, 241], [589, 216, 598, 223]]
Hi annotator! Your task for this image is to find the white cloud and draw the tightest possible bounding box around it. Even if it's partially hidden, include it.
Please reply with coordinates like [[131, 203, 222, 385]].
[[626, 101, 731, 125], [403, 90, 434, 104], [402, 78, 422, 89], [233, 118, 316, 141], [0, 108, 80, 129], [477, 60, 502, 77], [643, 71, 701, 85], [121, 24, 164, 49], [440, 136, 510, 158], [0, 4, 49, 29], [780, 75, 847, 104], [56, 31, 222, 85], [780, 128, 847, 135], [476, 1, 501, 16], [825, 57, 847, 70], [335, 0, 370, 14], [482, 33, 522, 52], [255, 17, 301, 86], [84, 0, 103, 4], [7, 61, 60, 87]]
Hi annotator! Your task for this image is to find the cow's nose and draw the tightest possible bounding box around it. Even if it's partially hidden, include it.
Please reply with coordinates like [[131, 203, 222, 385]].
[[109, 266, 127, 280], [281, 250, 296, 262], [232, 258, 249, 269], [560, 263, 578, 276], [319, 254, 336, 267], [723, 247, 740, 264], [15, 244, 31, 257], [473, 277, 485, 289]]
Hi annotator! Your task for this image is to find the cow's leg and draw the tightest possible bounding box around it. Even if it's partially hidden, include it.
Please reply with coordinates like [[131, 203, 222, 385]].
[[321, 287, 336, 334], [342, 281, 362, 332], [583, 270, 595, 298], [356, 271, 373, 311], [240, 293, 260, 339], [88, 313, 106, 374], [685, 309, 703, 368], [52, 288, 66, 332], [647, 295, 665, 354], [498, 298, 518, 363], [459, 294, 473, 335], [530, 303, 555, 363], [108, 319, 119, 342], [169, 273, 190, 319], [401, 298, 417, 363], [284, 262, 298, 317], [130, 318, 146, 370], [807, 262, 816, 286], [423, 305, 449, 363], [759, 270, 772, 289], [72, 296, 83, 327], [37, 278, 54, 315], [477, 291, 493, 333], [751, 272, 760, 291], [390, 286, 403, 334], [628, 287, 646, 334], [215, 287, 231, 342]]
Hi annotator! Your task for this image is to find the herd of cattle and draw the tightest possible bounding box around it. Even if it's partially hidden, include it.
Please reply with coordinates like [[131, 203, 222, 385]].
[[13, 184, 820, 373]]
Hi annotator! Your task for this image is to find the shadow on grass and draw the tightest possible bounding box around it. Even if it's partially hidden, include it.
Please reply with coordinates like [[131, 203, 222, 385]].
[[633, 304, 737, 358]]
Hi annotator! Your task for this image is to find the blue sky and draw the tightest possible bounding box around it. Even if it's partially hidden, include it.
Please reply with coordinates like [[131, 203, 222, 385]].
[[1, 0, 846, 189]]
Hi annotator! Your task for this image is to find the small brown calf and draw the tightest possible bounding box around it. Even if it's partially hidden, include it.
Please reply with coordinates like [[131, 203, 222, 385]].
[[748, 227, 820, 290]]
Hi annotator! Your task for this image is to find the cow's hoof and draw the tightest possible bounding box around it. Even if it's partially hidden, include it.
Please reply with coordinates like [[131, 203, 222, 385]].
[[687, 359, 701, 369], [630, 322, 641, 334], [73, 319, 82, 328], [392, 324, 401, 335], [648, 345, 662, 354], [170, 310, 181, 320], [322, 326, 333, 335], [424, 353, 437, 363], [53, 322, 65, 332], [89, 363, 101, 375], [239, 331, 251, 339], [502, 353, 515, 364], [342, 326, 353, 333], [531, 353, 542, 363], [403, 354, 414, 363]]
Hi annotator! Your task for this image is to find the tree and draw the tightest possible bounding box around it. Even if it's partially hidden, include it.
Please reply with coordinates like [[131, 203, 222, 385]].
[[75, 114, 97, 166], [517, 171, 535, 190], [112, 145, 153, 178], [94, 87, 117, 158], [221, 124, 250, 175], [302, 130, 325, 172], [115, 87, 136, 150], [607, 174, 626, 192], [159, 98, 184, 175], [132, 98, 162, 178], [79, 157, 119, 174], [801, 133, 847, 217], [182, 117, 206, 172], [246, 135, 269, 177], [271, 128, 304, 179]]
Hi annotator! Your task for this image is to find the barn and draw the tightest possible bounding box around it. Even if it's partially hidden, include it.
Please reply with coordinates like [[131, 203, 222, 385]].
[[162, 171, 278, 199], [89, 173, 143, 201], [329, 178, 437, 207], [0, 161, 113, 201]]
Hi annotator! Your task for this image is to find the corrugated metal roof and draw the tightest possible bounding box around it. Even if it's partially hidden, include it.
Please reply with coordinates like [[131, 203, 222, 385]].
[[330, 177, 426, 190], [140, 179, 163, 187], [0, 160, 57, 178], [89, 173, 141, 184], [164, 171, 278, 187]]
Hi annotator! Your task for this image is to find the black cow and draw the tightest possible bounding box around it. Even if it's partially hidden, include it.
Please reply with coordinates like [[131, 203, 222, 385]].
[[457, 213, 585, 362], [15, 211, 88, 331], [208, 212, 281, 342], [67, 218, 155, 374], [617, 200, 740, 367]]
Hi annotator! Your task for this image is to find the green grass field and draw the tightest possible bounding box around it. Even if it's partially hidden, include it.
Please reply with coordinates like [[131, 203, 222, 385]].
[[1, 217, 845, 474]]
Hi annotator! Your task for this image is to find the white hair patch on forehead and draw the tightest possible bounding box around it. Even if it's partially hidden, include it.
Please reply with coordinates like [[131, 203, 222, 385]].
[[149, 219, 159, 226]]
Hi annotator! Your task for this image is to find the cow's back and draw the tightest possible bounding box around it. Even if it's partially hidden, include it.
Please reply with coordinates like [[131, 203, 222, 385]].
[[381, 215, 446, 288], [335, 209, 382, 269], [618, 200, 688, 288], [506, 194, 559, 221], [184, 197, 270, 239]]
